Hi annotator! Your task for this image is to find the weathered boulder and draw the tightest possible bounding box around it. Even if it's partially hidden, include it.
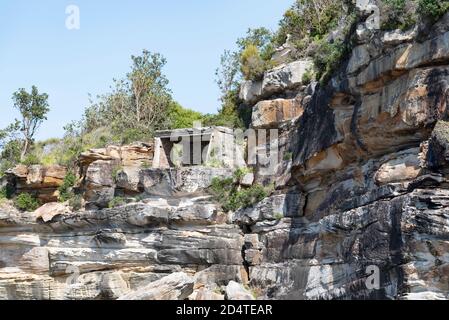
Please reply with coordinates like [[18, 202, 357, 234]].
[[239, 172, 254, 187], [82, 160, 117, 209], [194, 265, 248, 288], [34, 202, 70, 223], [375, 152, 423, 184], [271, 35, 297, 65], [239, 80, 263, 106], [252, 97, 304, 129], [225, 281, 254, 300], [262, 60, 313, 97], [347, 45, 371, 74], [194, 287, 225, 300], [78, 142, 153, 208], [5, 165, 67, 203], [118, 272, 194, 300], [115, 166, 141, 193], [239, 60, 313, 105]]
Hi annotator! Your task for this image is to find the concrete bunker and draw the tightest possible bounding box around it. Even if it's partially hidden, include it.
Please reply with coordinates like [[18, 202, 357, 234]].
[[153, 126, 245, 169]]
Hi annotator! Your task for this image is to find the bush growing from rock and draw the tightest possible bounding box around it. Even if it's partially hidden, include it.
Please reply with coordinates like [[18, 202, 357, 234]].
[[68, 194, 84, 211], [58, 171, 77, 202], [275, 0, 350, 50], [21, 153, 41, 166], [301, 69, 314, 85], [209, 170, 268, 212], [380, 0, 418, 31], [0, 185, 14, 200], [0, 188, 5, 199], [14, 193, 40, 212], [419, 0, 449, 21], [312, 39, 347, 83], [240, 44, 269, 81], [108, 197, 127, 208]]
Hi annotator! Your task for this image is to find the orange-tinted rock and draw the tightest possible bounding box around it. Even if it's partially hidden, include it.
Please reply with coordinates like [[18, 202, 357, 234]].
[[6, 165, 67, 203], [79, 142, 153, 168], [252, 97, 304, 129]]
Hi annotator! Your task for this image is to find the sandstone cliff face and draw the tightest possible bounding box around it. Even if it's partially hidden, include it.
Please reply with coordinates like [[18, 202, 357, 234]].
[[0, 195, 245, 300], [5, 165, 67, 203], [235, 12, 449, 300], [2, 10, 449, 301], [78, 142, 154, 208]]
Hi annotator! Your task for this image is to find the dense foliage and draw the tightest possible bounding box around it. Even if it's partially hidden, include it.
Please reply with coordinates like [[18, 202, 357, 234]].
[[209, 169, 269, 212], [379, 0, 449, 30], [166, 101, 205, 129], [108, 196, 127, 208], [14, 193, 41, 212], [275, 0, 350, 48], [12, 86, 50, 161], [58, 172, 77, 202], [419, 0, 449, 21]]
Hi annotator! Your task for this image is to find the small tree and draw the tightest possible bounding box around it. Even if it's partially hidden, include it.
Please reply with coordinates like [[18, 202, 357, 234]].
[[127, 50, 172, 129], [0, 120, 21, 175], [215, 50, 241, 99], [12, 86, 50, 160]]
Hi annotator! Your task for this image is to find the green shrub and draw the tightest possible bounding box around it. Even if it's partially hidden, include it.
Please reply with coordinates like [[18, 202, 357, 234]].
[[419, 0, 449, 21], [275, 0, 349, 48], [380, 0, 448, 30], [58, 172, 77, 202], [283, 152, 293, 161], [14, 193, 41, 211], [380, 0, 418, 31], [0, 185, 14, 200], [68, 194, 83, 211], [108, 197, 127, 208], [118, 128, 153, 145], [21, 153, 40, 166], [233, 167, 253, 181], [312, 39, 347, 84], [229, 185, 267, 211], [0, 127, 22, 176], [0, 187, 6, 199], [202, 90, 248, 129], [274, 212, 284, 220], [302, 69, 314, 85], [111, 165, 123, 182], [167, 101, 205, 129], [240, 44, 270, 81], [209, 170, 269, 212]]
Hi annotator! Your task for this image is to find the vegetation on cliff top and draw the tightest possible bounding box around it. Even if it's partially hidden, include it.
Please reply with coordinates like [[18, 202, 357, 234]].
[[224, 0, 449, 86], [2, 0, 449, 178], [380, 0, 449, 31], [14, 193, 41, 212], [0, 50, 225, 174]]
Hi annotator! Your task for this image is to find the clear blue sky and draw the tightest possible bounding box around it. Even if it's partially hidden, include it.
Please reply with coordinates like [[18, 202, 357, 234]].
[[0, 0, 292, 140]]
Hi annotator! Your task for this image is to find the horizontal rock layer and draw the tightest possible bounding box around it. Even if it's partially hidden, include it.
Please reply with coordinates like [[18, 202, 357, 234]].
[[0, 195, 245, 300]]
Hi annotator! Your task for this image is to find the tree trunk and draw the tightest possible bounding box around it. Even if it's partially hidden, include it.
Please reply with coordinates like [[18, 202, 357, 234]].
[[20, 138, 29, 162]]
